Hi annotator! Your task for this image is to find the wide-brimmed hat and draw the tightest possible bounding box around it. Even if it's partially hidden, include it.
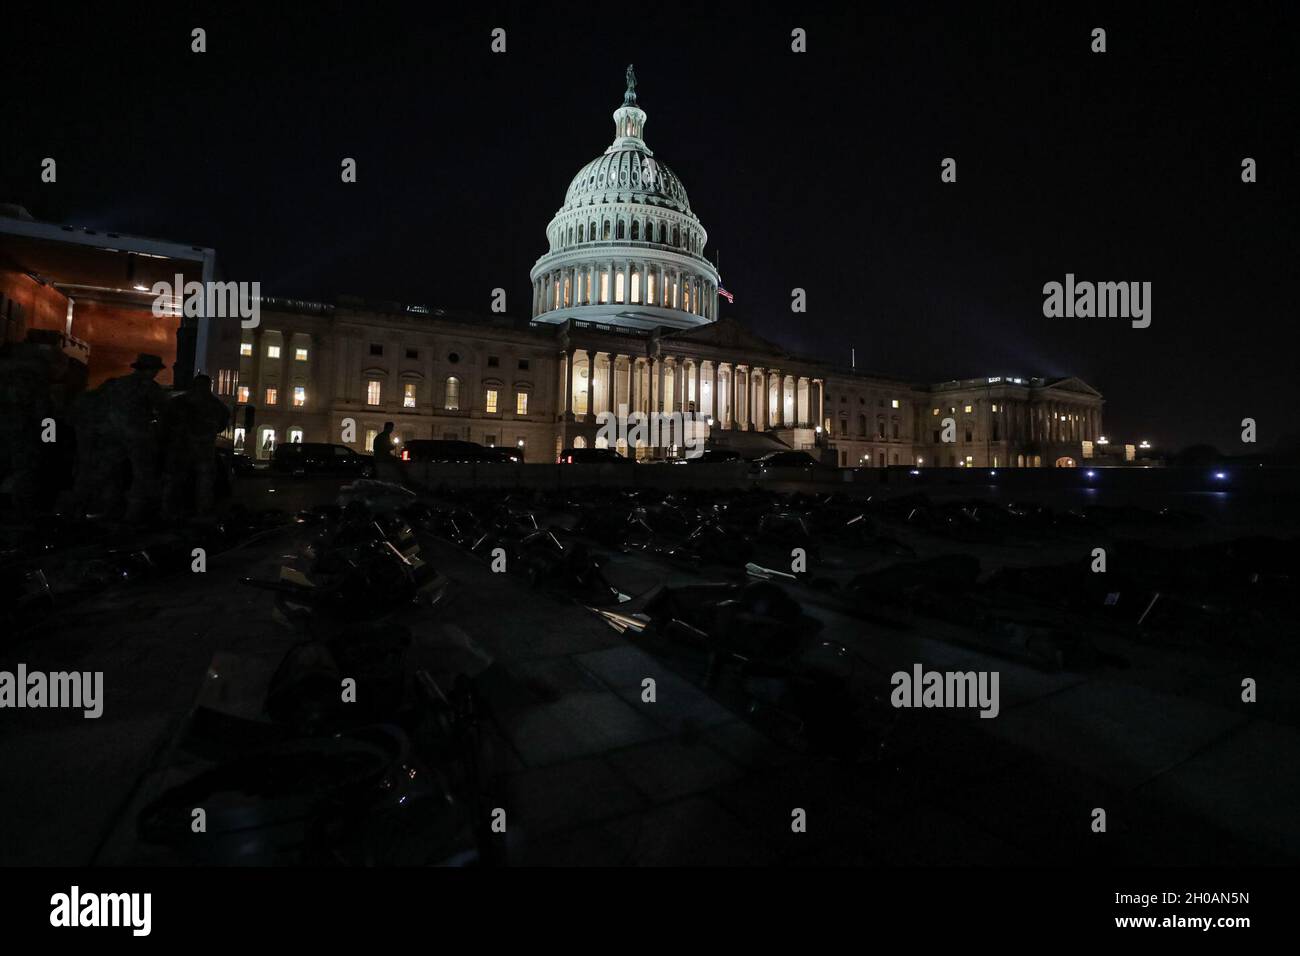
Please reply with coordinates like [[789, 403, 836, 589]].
[[131, 353, 166, 371]]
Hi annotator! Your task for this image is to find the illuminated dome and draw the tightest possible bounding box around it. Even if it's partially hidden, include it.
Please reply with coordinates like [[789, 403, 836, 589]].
[[531, 66, 720, 330]]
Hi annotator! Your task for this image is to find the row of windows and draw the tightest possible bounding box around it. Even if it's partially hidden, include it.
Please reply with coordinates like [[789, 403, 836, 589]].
[[367, 343, 529, 370], [832, 395, 902, 408], [366, 378, 529, 415], [554, 216, 700, 253], [237, 385, 306, 407], [243, 342, 309, 361]]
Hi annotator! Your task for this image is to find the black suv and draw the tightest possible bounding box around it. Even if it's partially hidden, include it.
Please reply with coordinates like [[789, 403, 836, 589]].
[[559, 447, 629, 464], [401, 439, 519, 463], [270, 442, 376, 478]]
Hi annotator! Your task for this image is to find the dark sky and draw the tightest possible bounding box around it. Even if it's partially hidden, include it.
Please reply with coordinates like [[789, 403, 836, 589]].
[[4, 2, 1295, 453]]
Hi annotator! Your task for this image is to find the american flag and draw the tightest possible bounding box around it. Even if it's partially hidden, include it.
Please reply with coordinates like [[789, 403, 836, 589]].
[[717, 286, 734, 304]]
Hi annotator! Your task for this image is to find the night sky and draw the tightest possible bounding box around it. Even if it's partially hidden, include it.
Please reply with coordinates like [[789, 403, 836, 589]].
[[5, 2, 1295, 453]]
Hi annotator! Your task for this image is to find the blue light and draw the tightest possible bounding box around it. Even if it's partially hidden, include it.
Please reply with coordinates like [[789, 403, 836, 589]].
[[1085, 470, 1096, 478], [909, 469, 921, 476], [1213, 471, 1228, 480]]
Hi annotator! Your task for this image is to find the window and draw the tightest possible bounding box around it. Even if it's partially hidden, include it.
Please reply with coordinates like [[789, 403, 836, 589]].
[[289, 428, 303, 444], [892, 422, 900, 439], [403, 383, 416, 408], [615, 271, 625, 303], [261, 429, 277, 455], [518, 358, 530, 370], [486, 388, 499, 413], [295, 347, 308, 362], [932, 407, 940, 416], [365, 429, 377, 452], [448, 352, 460, 364], [964, 404, 973, 413], [366, 380, 382, 406], [647, 272, 656, 305], [265, 387, 278, 405], [516, 392, 528, 415], [217, 369, 237, 395], [406, 348, 419, 360], [991, 403, 999, 412], [891, 399, 900, 409], [370, 344, 383, 356], [487, 356, 499, 368], [233, 427, 245, 452], [293, 386, 306, 407], [445, 376, 460, 411], [237, 385, 250, 404], [266, 345, 281, 359], [240, 342, 252, 357]]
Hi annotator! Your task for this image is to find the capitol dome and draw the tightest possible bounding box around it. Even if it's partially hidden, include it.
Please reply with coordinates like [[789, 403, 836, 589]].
[[531, 67, 720, 331]]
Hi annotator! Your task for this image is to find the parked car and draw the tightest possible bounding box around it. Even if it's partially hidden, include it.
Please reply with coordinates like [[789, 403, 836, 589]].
[[270, 442, 375, 478], [684, 448, 744, 464], [748, 450, 821, 477], [558, 447, 628, 464], [229, 453, 258, 475], [401, 439, 518, 463]]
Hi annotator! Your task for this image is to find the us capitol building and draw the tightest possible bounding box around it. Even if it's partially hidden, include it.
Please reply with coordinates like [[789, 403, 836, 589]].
[[229, 69, 1105, 468]]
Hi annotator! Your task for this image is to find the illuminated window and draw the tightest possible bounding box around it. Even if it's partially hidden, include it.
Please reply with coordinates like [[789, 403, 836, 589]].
[[516, 392, 528, 415], [403, 383, 416, 408], [445, 376, 460, 410], [615, 271, 625, 303], [237, 385, 250, 404], [295, 348, 308, 361], [267, 345, 281, 359], [486, 388, 499, 413], [265, 387, 278, 405], [365, 429, 377, 452], [240, 343, 252, 357], [233, 427, 245, 452], [631, 271, 641, 303], [647, 272, 656, 304], [992, 403, 999, 412], [932, 407, 939, 416], [293, 386, 306, 407], [599, 272, 609, 303], [964, 404, 973, 413], [891, 399, 900, 409], [289, 428, 303, 444], [366, 380, 382, 406], [261, 429, 276, 454]]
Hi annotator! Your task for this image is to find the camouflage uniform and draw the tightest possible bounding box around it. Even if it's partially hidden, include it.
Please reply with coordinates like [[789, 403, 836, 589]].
[[161, 376, 231, 519], [0, 345, 51, 513], [94, 357, 167, 520]]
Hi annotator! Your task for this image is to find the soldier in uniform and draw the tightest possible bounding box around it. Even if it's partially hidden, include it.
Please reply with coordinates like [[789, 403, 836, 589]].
[[96, 353, 168, 521], [0, 343, 52, 514], [371, 420, 400, 483], [160, 373, 230, 520]]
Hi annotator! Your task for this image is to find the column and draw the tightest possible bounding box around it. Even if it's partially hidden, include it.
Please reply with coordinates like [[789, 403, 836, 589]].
[[562, 349, 575, 420], [605, 353, 617, 420], [583, 349, 594, 420], [692, 359, 702, 414], [655, 356, 665, 415]]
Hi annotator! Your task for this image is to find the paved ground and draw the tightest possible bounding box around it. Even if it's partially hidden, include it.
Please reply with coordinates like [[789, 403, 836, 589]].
[[2, 475, 1297, 866]]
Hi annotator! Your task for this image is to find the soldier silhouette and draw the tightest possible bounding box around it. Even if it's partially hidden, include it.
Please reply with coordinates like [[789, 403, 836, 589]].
[[161, 372, 231, 520], [91, 353, 167, 521]]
